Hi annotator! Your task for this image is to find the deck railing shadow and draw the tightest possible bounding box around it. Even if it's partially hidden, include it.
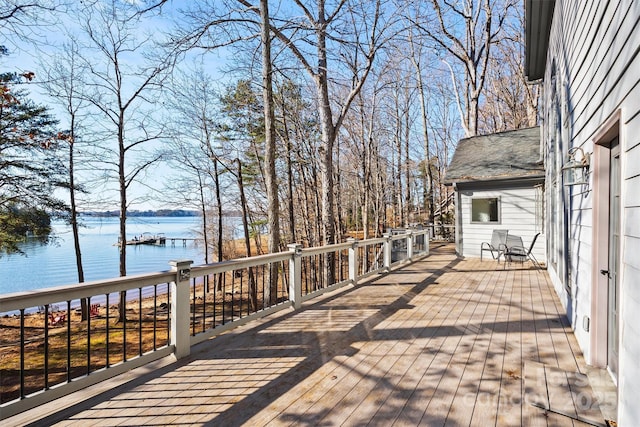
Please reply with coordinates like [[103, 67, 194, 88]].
[[29, 245, 460, 426]]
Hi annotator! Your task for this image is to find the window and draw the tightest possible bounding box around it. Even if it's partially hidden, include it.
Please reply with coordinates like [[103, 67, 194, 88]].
[[471, 198, 499, 223]]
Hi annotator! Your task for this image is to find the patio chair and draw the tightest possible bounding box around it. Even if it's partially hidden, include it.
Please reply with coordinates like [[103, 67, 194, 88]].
[[502, 233, 541, 269], [480, 229, 509, 261], [90, 303, 100, 317], [49, 312, 66, 327]]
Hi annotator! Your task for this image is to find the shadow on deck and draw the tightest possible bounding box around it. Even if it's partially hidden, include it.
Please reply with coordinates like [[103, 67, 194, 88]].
[[10, 244, 616, 426]]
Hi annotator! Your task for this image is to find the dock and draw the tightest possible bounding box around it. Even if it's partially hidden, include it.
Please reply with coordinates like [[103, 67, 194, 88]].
[[165, 237, 199, 247], [121, 232, 166, 246], [117, 233, 201, 247]]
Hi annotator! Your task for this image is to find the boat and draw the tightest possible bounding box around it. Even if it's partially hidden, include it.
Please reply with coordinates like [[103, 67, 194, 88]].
[[119, 232, 167, 246]]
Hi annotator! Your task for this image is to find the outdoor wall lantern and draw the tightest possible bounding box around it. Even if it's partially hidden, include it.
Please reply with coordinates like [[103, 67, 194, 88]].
[[562, 147, 590, 186]]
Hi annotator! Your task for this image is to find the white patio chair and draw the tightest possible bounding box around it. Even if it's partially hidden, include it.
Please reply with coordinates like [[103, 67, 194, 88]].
[[480, 229, 509, 262]]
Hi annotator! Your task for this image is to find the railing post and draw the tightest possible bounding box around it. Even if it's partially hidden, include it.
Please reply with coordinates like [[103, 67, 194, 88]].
[[406, 230, 414, 260], [383, 233, 391, 272], [288, 244, 302, 310], [347, 238, 358, 285], [423, 230, 430, 256], [169, 259, 192, 359]]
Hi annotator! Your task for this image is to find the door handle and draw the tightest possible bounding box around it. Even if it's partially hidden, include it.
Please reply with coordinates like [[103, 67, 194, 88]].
[[600, 269, 610, 277]]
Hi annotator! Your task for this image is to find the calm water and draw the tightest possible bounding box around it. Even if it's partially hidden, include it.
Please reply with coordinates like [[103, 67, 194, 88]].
[[0, 216, 210, 296]]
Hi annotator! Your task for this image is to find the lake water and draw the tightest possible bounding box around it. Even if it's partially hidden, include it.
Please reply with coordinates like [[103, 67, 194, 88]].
[[0, 216, 210, 296]]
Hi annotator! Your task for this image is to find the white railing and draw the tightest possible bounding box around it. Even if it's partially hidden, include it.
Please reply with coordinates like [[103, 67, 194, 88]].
[[0, 229, 429, 419]]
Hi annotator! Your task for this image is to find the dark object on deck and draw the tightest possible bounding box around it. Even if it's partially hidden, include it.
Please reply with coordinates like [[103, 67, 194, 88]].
[[502, 233, 541, 269]]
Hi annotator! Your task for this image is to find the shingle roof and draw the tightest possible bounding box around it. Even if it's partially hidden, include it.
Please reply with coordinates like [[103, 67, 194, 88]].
[[444, 127, 544, 184]]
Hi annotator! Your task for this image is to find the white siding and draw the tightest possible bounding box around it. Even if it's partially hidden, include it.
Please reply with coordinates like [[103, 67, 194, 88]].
[[542, 0, 640, 423], [621, 261, 640, 423], [458, 186, 546, 263]]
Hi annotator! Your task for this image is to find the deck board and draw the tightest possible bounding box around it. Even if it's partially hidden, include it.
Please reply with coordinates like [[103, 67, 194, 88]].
[[8, 244, 612, 427]]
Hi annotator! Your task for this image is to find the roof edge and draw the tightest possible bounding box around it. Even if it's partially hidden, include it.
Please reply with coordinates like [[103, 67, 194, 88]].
[[525, 0, 556, 82], [444, 176, 545, 188]]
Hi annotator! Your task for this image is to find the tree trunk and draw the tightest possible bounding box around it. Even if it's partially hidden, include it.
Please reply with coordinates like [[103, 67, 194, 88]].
[[195, 171, 210, 292], [197, 172, 209, 264], [411, 49, 434, 225], [260, 0, 280, 305], [404, 92, 411, 226], [395, 118, 403, 227], [286, 133, 296, 243], [68, 126, 86, 320], [118, 112, 127, 323], [237, 159, 257, 310], [214, 159, 223, 292], [276, 90, 296, 243]]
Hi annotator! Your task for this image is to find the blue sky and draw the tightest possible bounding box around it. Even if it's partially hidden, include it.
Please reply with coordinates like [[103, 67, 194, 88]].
[[2, 1, 231, 211]]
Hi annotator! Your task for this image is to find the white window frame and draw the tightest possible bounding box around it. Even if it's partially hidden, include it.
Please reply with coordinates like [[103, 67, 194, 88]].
[[470, 197, 500, 224]]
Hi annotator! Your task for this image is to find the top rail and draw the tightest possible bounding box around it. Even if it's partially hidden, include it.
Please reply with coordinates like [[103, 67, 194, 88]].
[[0, 271, 176, 313], [191, 251, 292, 276]]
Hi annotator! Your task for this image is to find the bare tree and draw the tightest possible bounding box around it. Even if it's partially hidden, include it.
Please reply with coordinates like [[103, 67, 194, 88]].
[[259, 0, 280, 304], [257, 0, 396, 283], [479, 5, 538, 132], [176, 0, 398, 282], [407, 28, 436, 224], [0, 1, 62, 51], [236, 157, 258, 310], [40, 38, 90, 318], [274, 1, 383, 242], [272, 79, 322, 246], [75, 0, 173, 321], [163, 67, 228, 266], [414, 0, 514, 137]]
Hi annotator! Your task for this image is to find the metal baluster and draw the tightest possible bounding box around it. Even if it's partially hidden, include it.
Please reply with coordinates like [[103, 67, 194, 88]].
[[202, 276, 207, 332], [153, 285, 157, 351], [166, 284, 171, 347], [261, 265, 265, 309], [224, 272, 229, 325], [139, 288, 143, 356], [262, 265, 267, 308], [43, 304, 49, 391], [191, 278, 196, 336], [123, 291, 127, 362], [66, 300, 71, 383], [239, 268, 244, 318], [87, 297, 91, 375], [231, 270, 235, 320], [213, 276, 217, 327], [19, 308, 25, 399], [106, 294, 110, 367]]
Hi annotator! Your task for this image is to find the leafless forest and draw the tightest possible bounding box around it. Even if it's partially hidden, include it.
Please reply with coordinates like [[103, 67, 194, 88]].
[[1, 0, 538, 268]]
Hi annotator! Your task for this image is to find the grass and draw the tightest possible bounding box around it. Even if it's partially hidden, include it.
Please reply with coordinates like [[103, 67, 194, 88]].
[[0, 302, 171, 404]]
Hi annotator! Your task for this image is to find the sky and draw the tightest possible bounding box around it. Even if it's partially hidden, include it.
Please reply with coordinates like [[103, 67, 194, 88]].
[[2, 1, 231, 212]]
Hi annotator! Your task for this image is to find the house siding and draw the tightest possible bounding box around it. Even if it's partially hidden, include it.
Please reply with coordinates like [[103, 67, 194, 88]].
[[542, 0, 640, 423], [457, 186, 546, 263]]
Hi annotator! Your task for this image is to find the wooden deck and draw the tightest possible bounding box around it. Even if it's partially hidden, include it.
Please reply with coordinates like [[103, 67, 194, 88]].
[[11, 244, 614, 426]]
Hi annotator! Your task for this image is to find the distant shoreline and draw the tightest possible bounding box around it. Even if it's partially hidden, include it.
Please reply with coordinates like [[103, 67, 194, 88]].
[[81, 209, 199, 218], [80, 209, 244, 218]]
